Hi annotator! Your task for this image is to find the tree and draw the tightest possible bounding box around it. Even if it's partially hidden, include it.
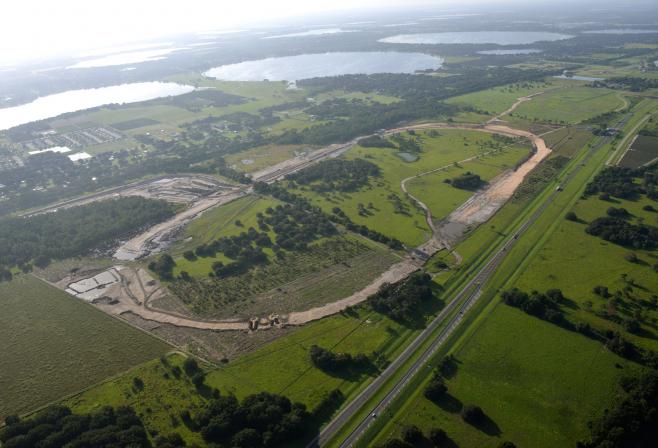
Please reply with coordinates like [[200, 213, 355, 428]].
[[401, 425, 423, 444], [428, 427, 447, 446], [565, 211, 578, 221], [424, 375, 447, 401], [461, 405, 485, 424], [183, 357, 200, 376]]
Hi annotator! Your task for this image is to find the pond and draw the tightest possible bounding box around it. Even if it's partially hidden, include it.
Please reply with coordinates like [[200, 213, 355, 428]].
[[397, 152, 419, 162], [204, 52, 444, 81], [554, 71, 604, 82], [263, 28, 352, 39], [0, 82, 194, 130], [379, 31, 573, 45]]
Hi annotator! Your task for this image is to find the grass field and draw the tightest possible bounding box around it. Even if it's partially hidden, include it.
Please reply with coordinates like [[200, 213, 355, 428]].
[[514, 192, 658, 353], [372, 304, 631, 448], [511, 86, 626, 124], [291, 130, 531, 247], [0, 276, 170, 419], [225, 143, 314, 173], [541, 126, 594, 158], [445, 81, 551, 116], [63, 299, 445, 445], [406, 144, 531, 222]]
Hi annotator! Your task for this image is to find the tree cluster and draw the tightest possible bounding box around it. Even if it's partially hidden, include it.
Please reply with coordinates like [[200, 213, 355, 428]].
[[579, 370, 658, 448], [0, 405, 150, 448], [357, 135, 396, 148], [367, 272, 434, 322], [586, 217, 658, 250], [0, 197, 174, 270], [286, 158, 380, 192], [591, 76, 658, 92], [196, 392, 310, 447], [585, 166, 643, 199], [309, 345, 369, 372], [149, 254, 177, 280], [446, 172, 484, 190], [501, 288, 566, 324]]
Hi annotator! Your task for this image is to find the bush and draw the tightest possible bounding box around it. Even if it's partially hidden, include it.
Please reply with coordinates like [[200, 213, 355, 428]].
[[565, 211, 578, 221]]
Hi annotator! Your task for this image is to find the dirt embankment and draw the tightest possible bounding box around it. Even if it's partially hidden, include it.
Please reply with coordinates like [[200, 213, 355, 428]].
[[58, 94, 551, 331]]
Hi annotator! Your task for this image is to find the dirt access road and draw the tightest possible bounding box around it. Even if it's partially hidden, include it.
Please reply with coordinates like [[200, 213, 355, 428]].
[[63, 93, 551, 331]]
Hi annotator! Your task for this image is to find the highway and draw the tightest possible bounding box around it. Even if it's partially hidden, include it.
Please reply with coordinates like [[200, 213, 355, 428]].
[[308, 112, 630, 448]]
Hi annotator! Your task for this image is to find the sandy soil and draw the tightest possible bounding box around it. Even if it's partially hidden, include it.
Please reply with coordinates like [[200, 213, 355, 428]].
[[54, 93, 551, 331]]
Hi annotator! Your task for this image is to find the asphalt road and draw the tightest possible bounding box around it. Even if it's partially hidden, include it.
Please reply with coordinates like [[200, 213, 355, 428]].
[[308, 116, 627, 448]]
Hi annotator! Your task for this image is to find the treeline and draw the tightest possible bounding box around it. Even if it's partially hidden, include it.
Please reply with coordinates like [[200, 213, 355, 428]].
[[501, 288, 567, 325], [0, 405, 150, 448], [0, 197, 175, 270], [357, 135, 396, 148], [297, 67, 551, 103], [584, 166, 647, 199], [309, 345, 369, 372], [586, 217, 658, 250], [367, 272, 434, 322], [579, 369, 658, 448], [254, 182, 403, 250], [286, 158, 380, 192], [445, 172, 484, 190], [195, 392, 310, 447], [591, 76, 658, 92], [275, 98, 457, 146]]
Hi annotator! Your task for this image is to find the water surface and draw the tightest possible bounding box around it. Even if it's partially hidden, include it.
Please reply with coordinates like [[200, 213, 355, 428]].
[[68, 48, 181, 69], [477, 49, 542, 55], [204, 52, 443, 81], [0, 82, 194, 130], [380, 31, 573, 45], [583, 29, 658, 34], [263, 28, 352, 39]]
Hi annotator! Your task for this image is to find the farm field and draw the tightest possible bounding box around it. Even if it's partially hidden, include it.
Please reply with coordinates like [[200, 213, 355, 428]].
[[619, 134, 658, 168], [541, 126, 594, 158], [0, 276, 170, 419], [510, 86, 626, 124], [291, 129, 532, 247], [372, 303, 631, 448]]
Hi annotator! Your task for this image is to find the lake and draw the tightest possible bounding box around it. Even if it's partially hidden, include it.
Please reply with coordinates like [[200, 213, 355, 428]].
[[263, 28, 352, 39], [583, 29, 658, 34], [204, 52, 444, 81], [68, 48, 182, 69], [477, 49, 542, 55], [379, 31, 573, 45], [0, 82, 194, 131]]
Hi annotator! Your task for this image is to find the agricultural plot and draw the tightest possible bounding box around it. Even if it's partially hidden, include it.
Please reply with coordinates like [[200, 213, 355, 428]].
[[541, 126, 594, 158], [291, 130, 531, 247], [0, 276, 170, 418], [511, 86, 625, 124], [374, 304, 630, 448], [619, 135, 658, 168]]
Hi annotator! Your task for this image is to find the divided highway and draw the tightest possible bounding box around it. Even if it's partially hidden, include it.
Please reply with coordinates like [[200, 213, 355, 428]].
[[310, 114, 629, 448]]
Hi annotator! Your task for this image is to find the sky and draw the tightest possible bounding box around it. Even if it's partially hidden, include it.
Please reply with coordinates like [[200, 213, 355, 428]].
[[0, 0, 449, 66]]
